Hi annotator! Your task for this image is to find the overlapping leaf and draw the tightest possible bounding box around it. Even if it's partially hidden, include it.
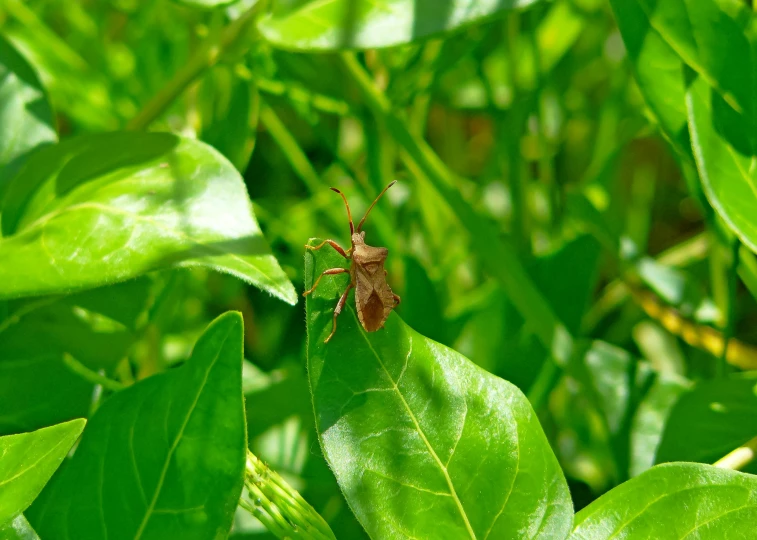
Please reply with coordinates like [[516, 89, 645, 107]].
[[0, 132, 296, 304], [0, 419, 85, 527], [259, 0, 539, 50], [28, 312, 246, 539], [571, 463, 757, 538], [304, 240, 573, 539], [656, 374, 757, 472], [0, 35, 56, 187]]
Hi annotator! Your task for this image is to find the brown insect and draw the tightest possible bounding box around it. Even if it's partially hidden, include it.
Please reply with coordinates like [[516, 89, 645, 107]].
[[304, 181, 401, 343]]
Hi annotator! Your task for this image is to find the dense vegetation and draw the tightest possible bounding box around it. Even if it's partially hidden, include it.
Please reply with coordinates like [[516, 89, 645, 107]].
[[2, 0, 757, 538]]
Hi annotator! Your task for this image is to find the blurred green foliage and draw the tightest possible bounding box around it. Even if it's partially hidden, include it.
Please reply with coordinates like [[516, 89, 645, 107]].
[[2, 0, 757, 538]]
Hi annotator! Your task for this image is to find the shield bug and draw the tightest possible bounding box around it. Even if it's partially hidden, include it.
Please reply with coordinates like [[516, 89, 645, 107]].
[[304, 181, 401, 343]]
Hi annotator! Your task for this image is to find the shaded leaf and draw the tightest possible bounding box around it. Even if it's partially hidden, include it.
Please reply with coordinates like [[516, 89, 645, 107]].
[[304, 239, 573, 539], [199, 66, 259, 172], [0, 35, 56, 188], [28, 312, 246, 539], [0, 419, 85, 527], [655, 374, 757, 472], [571, 463, 757, 539], [629, 373, 690, 477], [259, 0, 539, 51], [0, 132, 296, 304]]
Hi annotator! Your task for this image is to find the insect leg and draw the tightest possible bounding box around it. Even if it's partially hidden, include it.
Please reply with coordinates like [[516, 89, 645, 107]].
[[305, 239, 349, 258], [325, 283, 354, 343], [393, 293, 401, 306], [303, 268, 349, 297]]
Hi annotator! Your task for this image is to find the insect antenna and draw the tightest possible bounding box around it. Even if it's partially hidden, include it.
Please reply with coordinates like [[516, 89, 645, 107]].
[[356, 180, 397, 233], [330, 187, 354, 234]]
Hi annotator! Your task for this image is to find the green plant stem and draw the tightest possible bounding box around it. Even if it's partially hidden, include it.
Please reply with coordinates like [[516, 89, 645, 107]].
[[339, 51, 574, 364], [62, 354, 125, 392], [0, 296, 60, 334], [255, 77, 351, 116], [714, 435, 757, 471], [242, 449, 336, 540], [126, 8, 258, 131], [718, 238, 740, 377]]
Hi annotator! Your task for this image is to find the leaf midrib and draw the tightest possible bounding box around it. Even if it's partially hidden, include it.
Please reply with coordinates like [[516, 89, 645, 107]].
[[350, 307, 477, 539], [132, 325, 232, 539]]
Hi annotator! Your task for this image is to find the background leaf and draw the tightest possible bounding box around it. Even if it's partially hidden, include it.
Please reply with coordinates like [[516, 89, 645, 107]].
[[0, 132, 296, 304], [655, 374, 757, 473], [0, 419, 85, 527], [27, 312, 246, 539], [304, 239, 573, 539], [258, 0, 540, 51], [0, 34, 56, 187], [687, 75, 757, 253], [571, 463, 757, 538]]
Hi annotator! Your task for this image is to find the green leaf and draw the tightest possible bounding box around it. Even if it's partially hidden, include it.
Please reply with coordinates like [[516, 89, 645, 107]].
[[0, 419, 85, 527], [199, 66, 259, 172], [635, 0, 754, 119], [172, 0, 239, 7], [0, 132, 296, 305], [304, 239, 573, 539], [687, 74, 757, 253], [28, 312, 246, 539], [0, 34, 56, 188], [0, 351, 92, 438], [608, 0, 691, 158], [629, 373, 690, 477], [258, 0, 539, 51], [655, 374, 757, 472], [0, 514, 40, 540], [571, 463, 757, 538]]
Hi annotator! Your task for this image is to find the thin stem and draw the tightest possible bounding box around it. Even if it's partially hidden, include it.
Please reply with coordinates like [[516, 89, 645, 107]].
[[714, 435, 757, 470], [62, 354, 125, 392], [126, 8, 258, 131]]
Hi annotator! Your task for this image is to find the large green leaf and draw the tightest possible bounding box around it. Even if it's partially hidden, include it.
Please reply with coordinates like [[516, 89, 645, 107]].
[[570, 463, 757, 538], [258, 0, 539, 51], [0, 34, 56, 188], [304, 240, 573, 539], [0, 132, 296, 304], [0, 419, 85, 527], [27, 312, 246, 539], [655, 374, 757, 472]]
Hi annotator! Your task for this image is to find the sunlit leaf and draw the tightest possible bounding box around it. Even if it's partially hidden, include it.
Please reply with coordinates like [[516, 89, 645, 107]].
[[0, 514, 40, 540], [304, 239, 573, 539], [571, 463, 757, 538], [28, 312, 246, 539], [0, 132, 296, 304], [259, 0, 540, 51], [687, 75, 757, 254], [0, 419, 85, 527], [0, 35, 56, 187]]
